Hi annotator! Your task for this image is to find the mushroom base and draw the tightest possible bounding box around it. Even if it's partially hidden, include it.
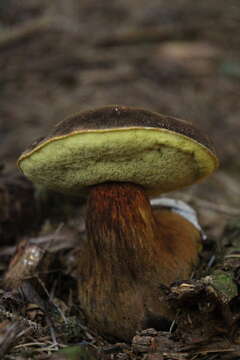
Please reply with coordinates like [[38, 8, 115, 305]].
[[78, 182, 201, 341]]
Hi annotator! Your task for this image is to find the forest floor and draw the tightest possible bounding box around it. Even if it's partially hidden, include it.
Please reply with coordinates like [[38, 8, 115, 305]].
[[0, 1, 240, 359]]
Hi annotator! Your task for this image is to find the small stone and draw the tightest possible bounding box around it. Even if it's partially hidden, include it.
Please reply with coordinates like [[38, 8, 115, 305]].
[[138, 328, 158, 336]]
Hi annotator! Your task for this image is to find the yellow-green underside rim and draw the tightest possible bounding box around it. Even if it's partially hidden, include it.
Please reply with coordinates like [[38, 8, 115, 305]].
[[18, 127, 219, 195]]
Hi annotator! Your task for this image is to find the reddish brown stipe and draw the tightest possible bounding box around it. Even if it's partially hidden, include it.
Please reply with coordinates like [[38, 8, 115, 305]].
[[78, 182, 201, 340]]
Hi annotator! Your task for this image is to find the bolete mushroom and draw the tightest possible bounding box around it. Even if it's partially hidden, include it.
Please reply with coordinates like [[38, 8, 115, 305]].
[[17, 105, 218, 340]]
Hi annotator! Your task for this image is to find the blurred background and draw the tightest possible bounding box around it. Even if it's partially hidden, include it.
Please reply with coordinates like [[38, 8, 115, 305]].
[[0, 0, 240, 212]]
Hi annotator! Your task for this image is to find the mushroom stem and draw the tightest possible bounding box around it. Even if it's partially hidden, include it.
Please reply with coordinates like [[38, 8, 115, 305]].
[[86, 182, 158, 276], [78, 182, 200, 340]]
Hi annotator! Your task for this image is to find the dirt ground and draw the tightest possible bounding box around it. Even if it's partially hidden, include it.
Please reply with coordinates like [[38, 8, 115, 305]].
[[1, 0, 240, 206], [0, 1, 240, 359]]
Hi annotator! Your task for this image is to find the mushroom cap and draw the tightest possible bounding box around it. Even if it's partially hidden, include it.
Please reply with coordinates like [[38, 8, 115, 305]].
[[18, 105, 219, 195]]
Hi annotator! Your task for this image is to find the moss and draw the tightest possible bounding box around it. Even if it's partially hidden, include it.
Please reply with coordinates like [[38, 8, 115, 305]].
[[58, 345, 98, 360], [210, 270, 238, 303]]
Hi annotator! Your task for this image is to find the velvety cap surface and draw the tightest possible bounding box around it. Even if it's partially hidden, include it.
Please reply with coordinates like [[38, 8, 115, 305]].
[[18, 106, 218, 195]]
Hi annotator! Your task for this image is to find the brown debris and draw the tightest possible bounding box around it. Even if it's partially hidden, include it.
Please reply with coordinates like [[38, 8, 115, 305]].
[[0, 174, 38, 245], [0, 320, 26, 357], [4, 241, 44, 288]]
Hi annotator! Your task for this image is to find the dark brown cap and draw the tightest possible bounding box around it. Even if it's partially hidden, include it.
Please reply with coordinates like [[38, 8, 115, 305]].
[[18, 105, 219, 195]]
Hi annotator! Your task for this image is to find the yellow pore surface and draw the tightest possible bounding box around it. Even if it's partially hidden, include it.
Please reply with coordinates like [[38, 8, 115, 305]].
[[18, 128, 218, 195]]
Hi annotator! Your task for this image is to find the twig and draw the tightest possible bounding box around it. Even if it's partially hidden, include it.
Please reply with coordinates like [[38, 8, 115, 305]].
[[0, 321, 30, 357], [46, 317, 59, 351], [207, 255, 216, 268], [42, 222, 65, 252], [225, 254, 240, 258]]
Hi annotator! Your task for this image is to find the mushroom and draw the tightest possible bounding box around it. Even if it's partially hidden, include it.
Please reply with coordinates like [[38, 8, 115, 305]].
[[18, 105, 218, 341]]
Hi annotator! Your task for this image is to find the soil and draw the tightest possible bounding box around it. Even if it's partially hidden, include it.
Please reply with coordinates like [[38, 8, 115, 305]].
[[0, 0, 240, 359]]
